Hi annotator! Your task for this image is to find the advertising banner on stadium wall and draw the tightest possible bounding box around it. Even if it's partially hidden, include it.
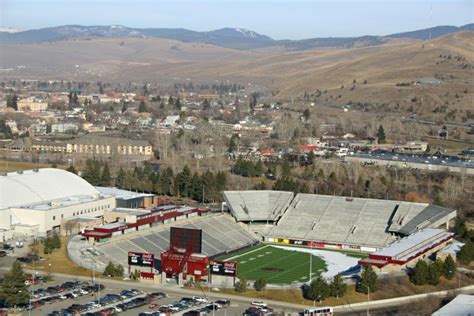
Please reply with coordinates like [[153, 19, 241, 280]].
[[209, 260, 237, 277], [128, 252, 155, 267]]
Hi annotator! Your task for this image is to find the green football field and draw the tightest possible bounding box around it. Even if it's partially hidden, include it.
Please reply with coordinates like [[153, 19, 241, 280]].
[[217, 245, 327, 284]]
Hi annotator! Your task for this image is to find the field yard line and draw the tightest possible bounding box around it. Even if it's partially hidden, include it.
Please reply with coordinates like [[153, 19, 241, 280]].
[[267, 257, 312, 283], [238, 250, 302, 277], [226, 245, 269, 261]]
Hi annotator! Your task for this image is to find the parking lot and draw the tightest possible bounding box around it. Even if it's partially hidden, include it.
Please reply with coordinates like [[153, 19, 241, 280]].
[[9, 275, 290, 316]]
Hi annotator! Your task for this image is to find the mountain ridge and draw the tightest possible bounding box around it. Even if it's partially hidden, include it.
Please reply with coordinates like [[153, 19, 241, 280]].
[[0, 23, 472, 50]]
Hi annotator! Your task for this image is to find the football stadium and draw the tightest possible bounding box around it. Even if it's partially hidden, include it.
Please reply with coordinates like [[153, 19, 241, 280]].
[[68, 189, 456, 286]]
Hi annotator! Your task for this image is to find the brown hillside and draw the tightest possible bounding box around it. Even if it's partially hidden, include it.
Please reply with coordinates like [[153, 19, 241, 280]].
[[1, 32, 472, 122]]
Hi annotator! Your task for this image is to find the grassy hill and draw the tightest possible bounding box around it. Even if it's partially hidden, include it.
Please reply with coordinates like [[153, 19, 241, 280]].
[[1, 32, 472, 122]]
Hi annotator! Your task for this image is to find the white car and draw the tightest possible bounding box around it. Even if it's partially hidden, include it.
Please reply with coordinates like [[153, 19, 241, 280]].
[[79, 289, 89, 295], [251, 300, 267, 307], [193, 296, 208, 303]]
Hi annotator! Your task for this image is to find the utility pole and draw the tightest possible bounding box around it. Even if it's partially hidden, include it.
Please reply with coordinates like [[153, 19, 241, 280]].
[[309, 243, 313, 282], [367, 286, 370, 316], [29, 260, 35, 316]]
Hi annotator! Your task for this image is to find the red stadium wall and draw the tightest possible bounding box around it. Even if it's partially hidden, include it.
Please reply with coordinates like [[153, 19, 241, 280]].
[[161, 251, 208, 281]]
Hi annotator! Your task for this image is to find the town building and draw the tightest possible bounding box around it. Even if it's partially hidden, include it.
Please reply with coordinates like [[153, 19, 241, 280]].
[[17, 97, 48, 111]]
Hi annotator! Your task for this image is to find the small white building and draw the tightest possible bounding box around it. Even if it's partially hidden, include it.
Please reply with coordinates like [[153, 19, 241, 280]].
[[51, 122, 80, 134]]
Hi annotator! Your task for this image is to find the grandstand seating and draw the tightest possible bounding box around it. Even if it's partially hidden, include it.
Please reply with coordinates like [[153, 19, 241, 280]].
[[267, 194, 455, 249], [222, 190, 293, 222], [96, 214, 258, 268]]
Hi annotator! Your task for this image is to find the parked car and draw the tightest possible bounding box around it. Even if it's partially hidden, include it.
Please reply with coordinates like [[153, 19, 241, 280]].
[[2, 244, 14, 251], [215, 299, 231, 307], [251, 301, 267, 308], [0, 251, 7, 257]]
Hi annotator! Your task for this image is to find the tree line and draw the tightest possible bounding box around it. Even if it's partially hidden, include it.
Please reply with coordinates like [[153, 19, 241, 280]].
[[75, 159, 227, 203]]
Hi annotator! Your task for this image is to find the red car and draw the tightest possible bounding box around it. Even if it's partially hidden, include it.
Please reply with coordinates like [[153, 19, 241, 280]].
[[149, 303, 160, 309]]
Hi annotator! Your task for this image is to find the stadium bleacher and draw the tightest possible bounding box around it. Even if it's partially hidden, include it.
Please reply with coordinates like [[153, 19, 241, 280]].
[[96, 214, 258, 268], [222, 190, 294, 222], [266, 193, 456, 249]]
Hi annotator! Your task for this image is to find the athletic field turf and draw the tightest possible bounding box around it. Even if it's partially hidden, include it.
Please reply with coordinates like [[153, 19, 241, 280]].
[[218, 245, 327, 284]]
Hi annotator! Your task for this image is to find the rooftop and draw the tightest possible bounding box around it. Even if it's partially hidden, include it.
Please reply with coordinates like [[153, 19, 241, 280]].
[[96, 186, 154, 200], [0, 168, 101, 210], [374, 228, 453, 261], [432, 294, 474, 316]]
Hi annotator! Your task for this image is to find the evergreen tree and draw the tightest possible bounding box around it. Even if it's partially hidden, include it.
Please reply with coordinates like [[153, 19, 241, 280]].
[[357, 265, 378, 294], [0, 261, 29, 307], [215, 171, 227, 192], [427, 262, 440, 285], [254, 277, 267, 291], [175, 97, 181, 109], [255, 160, 265, 176], [281, 161, 292, 179], [0, 119, 13, 139], [121, 102, 127, 113], [203, 170, 218, 202], [103, 261, 123, 277], [303, 108, 311, 120], [307, 276, 329, 301], [189, 173, 203, 201], [203, 98, 210, 109], [228, 134, 238, 153], [234, 278, 247, 293], [116, 167, 126, 188], [458, 241, 474, 265], [138, 100, 147, 113], [377, 125, 386, 143], [51, 232, 61, 250], [101, 163, 112, 186], [6, 94, 18, 111], [443, 255, 456, 280], [454, 218, 468, 240], [159, 167, 174, 195], [330, 274, 347, 298], [175, 165, 191, 197], [66, 165, 77, 174], [82, 159, 102, 186], [410, 260, 429, 285]]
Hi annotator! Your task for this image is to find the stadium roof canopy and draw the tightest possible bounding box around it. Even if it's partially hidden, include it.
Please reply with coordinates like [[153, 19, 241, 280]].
[[373, 228, 453, 261], [0, 168, 99, 210], [222, 190, 294, 222]]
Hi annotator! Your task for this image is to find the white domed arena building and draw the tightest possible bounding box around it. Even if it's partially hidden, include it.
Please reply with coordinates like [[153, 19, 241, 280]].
[[0, 168, 115, 240]]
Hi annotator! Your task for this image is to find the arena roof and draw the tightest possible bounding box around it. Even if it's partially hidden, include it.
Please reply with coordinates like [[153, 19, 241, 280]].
[[95, 187, 154, 200], [432, 294, 474, 316], [0, 168, 100, 210], [222, 190, 294, 222]]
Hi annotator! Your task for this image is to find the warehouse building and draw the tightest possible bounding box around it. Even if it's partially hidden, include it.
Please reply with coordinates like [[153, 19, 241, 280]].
[[0, 168, 116, 239]]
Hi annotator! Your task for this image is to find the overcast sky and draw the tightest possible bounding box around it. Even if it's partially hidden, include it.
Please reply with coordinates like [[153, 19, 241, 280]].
[[1, 0, 472, 39]]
